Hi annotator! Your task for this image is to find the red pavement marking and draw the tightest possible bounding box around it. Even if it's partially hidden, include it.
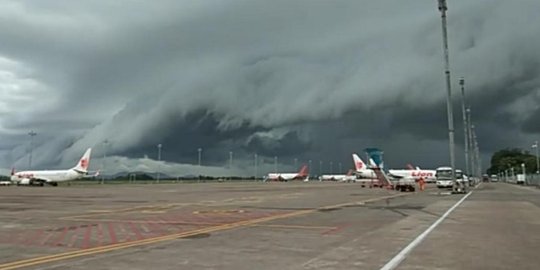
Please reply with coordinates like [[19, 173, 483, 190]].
[[116, 223, 130, 242], [81, 225, 93, 249], [20, 229, 40, 246], [107, 223, 117, 244], [147, 218, 168, 236], [163, 215, 183, 233], [321, 223, 350, 235], [40, 231, 55, 246], [67, 225, 82, 248], [189, 213, 208, 224], [128, 222, 144, 240], [177, 213, 199, 225], [96, 223, 104, 246], [139, 222, 150, 234], [28, 229, 46, 246], [53, 226, 70, 247]]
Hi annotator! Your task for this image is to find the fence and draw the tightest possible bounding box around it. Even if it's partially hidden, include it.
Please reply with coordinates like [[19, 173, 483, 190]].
[[501, 174, 540, 187], [526, 174, 540, 187]]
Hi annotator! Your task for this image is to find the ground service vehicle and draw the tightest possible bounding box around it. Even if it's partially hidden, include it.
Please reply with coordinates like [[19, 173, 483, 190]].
[[435, 167, 466, 189]]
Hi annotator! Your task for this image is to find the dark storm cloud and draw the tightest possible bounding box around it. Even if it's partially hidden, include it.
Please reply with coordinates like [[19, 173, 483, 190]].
[[1, 0, 539, 175]]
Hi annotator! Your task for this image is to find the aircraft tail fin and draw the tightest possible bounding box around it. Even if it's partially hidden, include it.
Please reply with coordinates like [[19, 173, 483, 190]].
[[416, 166, 421, 170], [346, 169, 353, 176], [72, 148, 92, 173], [11, 168, 15, 176], [298, 165, 308, 176], [352, 153, 367, 171], [369, 158, 378, 169], [406, 164, 415, 170]]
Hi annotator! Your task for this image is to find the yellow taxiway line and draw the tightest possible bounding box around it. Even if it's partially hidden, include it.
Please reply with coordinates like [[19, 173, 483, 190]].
[[0, 193, 407, 270]]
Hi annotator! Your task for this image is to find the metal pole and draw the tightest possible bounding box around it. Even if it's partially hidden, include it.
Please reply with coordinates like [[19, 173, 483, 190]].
[[157, 144, 162, 183], [319, 161, 322, 176], [533, 141, 539, 174], [437, 0, 458, 191], [309, 160, 312, 174], [294, 158, 298, 169], [472, 136, 477, 178], [28, 131, 37, 169], [511, 167, 515, 181], [274, 156, 278, 174], [198, 148, 202, 166], [197, 148, 202, 183], [338, 162, 342, 174], [521, 163, 526, 185], [330, 161, 333, 174], [473, 132, 479, 178], [478, 146, 482, 177], [470, 124, 476, 179], [254, 153, 258, 180], [460, 78, 470, 177], [229, 151, 233, 169], [467, 109, 473, 178], [102, 140, 108, 184]]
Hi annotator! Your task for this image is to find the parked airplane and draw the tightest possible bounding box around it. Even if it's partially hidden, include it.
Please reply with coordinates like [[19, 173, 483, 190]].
[[319, 169, 356, 182], [265, 165, 309, 182], [352, 153, 377, 179], [11, 148, 96, 186], [388, 165, 436, 182]]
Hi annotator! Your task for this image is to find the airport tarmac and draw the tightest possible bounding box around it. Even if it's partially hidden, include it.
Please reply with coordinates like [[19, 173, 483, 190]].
[[0, 182, 538, 269]]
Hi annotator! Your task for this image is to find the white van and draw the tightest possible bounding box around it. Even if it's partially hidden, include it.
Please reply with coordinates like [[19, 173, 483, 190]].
[[435, 167, 466, 189]]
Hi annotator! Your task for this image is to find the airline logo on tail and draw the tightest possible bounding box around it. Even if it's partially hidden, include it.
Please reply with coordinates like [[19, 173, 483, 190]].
[[73, 148, 92, 173], [298, 165, 309, 176], [352, 154, 366, 171]]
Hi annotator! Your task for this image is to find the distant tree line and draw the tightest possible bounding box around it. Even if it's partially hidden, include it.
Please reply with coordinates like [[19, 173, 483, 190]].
[[487, 148, 537, 175]]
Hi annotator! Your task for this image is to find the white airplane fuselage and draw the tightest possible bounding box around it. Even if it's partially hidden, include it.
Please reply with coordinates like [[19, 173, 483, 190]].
[[266, 173, 307, 181], [319, 174, 355, 181], [388, 169, 436, 182], [11, 148, 93, 186], [11, 169, 84, 184]]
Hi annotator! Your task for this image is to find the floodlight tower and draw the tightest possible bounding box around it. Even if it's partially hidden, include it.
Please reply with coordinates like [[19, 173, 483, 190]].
[[157, 144, 162, 183], [459, 78, 470, 177], [466, 109, 473, 177], [197, 148, 202, 166], [274, 156, 278, 174], [28, 131, 37, 169], [533, 141, 539, 174], [254, 153, 258, 180], [437, 0, 460, 192], [229, 151, 233, 169], [101, 139, 109, 184]]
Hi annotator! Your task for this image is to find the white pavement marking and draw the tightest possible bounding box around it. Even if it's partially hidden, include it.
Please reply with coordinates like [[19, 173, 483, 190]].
[[379, 191, 473, 270]]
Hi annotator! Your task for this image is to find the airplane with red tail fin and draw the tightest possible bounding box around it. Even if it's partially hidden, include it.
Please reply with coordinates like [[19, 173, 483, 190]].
[[265, 165, 309, 182], [10, 148, 95, 186]]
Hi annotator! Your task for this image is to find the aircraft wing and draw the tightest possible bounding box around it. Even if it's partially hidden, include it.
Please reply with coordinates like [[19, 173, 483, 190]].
[[84, 170, 100, 178]]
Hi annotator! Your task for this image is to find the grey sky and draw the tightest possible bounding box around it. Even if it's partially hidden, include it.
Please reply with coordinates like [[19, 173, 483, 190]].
[[0, 0, 539, 176]]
